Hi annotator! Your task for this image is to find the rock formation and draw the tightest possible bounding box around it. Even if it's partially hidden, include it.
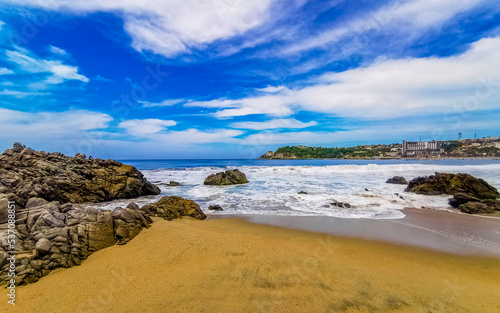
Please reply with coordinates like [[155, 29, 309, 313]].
[[0, 143, 160, 211], [204, 169, 249, 185], [386, 176, 408, 185], [0, 196, 206, 286], [405, 173, 500, 214], [0, 143, 206, 286]]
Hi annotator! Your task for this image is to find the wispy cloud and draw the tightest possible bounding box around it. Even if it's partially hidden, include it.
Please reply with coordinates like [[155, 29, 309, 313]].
[[49, 45, 68, 55], [0, 67, 14, 75], [119, 118, 177, 136], [189, 37, 500, 120], [140, 99, 185, 107], [230, 118, 317, 130], [5, 47, 89, 85], [0, 108, 112, 137], [0, 89, 49, 98]]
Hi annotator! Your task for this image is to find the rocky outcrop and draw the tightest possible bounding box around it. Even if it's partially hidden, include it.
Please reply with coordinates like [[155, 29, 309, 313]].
[[0, 195, 206, 286], [405, 173, 500, 214], [204, 169, 249, 186], [258, 151, 299, 159], [386, 176, 408, 185], [0, 143, 160, 210]]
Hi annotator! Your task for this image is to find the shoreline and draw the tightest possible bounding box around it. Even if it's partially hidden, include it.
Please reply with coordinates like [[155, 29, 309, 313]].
[[5, 215, 500, 313], [209, 207, 500, 257]]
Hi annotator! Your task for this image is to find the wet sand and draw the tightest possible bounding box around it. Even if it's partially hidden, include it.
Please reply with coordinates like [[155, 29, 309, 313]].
[[4, 214, 500, 313], [218, 208, 500, 257]]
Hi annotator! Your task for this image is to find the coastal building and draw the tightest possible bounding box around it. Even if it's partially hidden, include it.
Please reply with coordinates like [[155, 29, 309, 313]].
[[402, 140, 443, 156]]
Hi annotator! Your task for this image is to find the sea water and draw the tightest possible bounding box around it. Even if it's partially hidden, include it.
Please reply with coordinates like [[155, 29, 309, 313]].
[[92, 159, 500, 220]]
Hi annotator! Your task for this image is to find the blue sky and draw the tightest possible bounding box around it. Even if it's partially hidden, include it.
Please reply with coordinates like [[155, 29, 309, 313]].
[[0, 0, 499, 159]]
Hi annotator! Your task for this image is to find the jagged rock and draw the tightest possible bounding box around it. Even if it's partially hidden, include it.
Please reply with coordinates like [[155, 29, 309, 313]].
[[0, 143, 160, 207], [204, 169, 249, 186], [0, 195, 205, 286], [142, 196, 206, 220], [406, 173, 500, 214], [405, 173, 499, 198], [208, 205, 224, 211], [386, 176, 408, 185]]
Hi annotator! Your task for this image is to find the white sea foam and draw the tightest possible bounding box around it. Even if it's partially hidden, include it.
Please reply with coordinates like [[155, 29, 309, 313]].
[[130, 163, 500, 220]]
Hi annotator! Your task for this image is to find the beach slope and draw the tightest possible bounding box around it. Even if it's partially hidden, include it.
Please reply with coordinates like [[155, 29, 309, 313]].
[[4, 217, 500, 313]]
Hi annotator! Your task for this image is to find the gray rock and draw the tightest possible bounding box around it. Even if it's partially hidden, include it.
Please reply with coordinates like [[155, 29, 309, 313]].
[[386, 176, 408, 185], [204, 169, 249, 186]]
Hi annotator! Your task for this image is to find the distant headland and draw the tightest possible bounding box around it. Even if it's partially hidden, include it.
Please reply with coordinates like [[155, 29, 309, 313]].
[[259, 137, 500, 159]]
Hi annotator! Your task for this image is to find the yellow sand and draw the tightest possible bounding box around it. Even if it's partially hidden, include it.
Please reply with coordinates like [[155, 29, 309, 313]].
[[4, 217, 500, 313]]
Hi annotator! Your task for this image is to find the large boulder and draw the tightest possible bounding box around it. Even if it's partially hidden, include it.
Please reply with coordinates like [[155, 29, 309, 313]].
[[405, 173, 499, 199], [0, 143, 160, 207], [406, 173, 500, 214], [386, 176, 408, 185], [204, 169, 249, 186], [141, 196, 206, 220]]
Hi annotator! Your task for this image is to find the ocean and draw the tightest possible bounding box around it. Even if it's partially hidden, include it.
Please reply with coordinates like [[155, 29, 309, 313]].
[[92, 159, 500, 219]]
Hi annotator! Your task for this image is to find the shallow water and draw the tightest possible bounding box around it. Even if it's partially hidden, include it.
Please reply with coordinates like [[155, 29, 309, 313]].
[[93, 159, 500, 219]]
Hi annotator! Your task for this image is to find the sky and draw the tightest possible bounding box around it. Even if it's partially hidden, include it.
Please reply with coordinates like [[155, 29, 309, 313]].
[[0, 0, 499, 159]]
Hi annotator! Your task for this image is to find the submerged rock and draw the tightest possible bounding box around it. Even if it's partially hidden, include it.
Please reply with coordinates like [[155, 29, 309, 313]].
[[167, 181, 181, 186], [330, 201, 351, 209], [204, 169, 249, 186], [386, 176, 408, 185], [208, 204, 224, 211], [298, 191, 308, 194], [406, 172, 500, 214]]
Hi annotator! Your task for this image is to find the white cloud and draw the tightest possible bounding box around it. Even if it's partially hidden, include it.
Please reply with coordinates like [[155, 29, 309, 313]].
[[230, 118, 317, 130], [8, 0, 275, 57], [5, 48, 89, 84], [0, 89, 49, 98], [188, 37, 500, 120], [140, 99, 185, 107], [49, 45, 68, 55], [0, 20, 4, 30], [154, 128, 244, 144], [283, 0, 487, 55], [119, 118, 177, 136], [0, 109, 112, 137], [0, 67, 14, 75]]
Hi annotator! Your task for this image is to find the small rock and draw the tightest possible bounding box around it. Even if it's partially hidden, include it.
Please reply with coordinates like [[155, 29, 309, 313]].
[[298, 191, 308, 194], [386, 176, 408, 185], [12, 142, 26, 153], [330, 202, 351, 208], [208, 205, 224, 211], [167, 181, 181, 186]]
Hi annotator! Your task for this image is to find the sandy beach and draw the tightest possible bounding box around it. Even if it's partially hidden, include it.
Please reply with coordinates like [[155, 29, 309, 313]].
[[4, 212, 500, 313]]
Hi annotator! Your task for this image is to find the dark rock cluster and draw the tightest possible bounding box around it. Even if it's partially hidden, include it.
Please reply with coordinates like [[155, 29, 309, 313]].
[[0, 143, 206, 286], [0, 142, 160, 210], [405, 172, 500, 214], [386, 176, 408, 185], [0, 195, 206, 286]]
